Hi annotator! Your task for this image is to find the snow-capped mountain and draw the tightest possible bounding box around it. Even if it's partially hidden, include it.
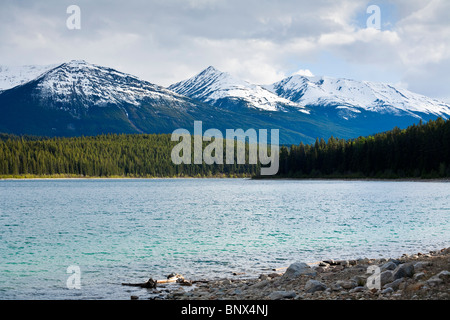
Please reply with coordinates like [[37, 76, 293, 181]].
[[0, 60, 248, 137], [169, 66, 309, 113], [1, 61, 449, 144], [33, 60, 191, 114], [0, 64, 58, 91], [266, 75, 450, 120]]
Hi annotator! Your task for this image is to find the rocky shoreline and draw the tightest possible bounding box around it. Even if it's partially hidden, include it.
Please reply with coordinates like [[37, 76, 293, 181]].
[[140, 248, 450, 300]]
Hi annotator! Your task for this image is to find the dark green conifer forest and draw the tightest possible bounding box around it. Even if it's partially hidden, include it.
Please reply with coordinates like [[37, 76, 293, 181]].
[[277, 118, 450, 179], [0, 118, 449, 179], [0, 134, 259, 178]]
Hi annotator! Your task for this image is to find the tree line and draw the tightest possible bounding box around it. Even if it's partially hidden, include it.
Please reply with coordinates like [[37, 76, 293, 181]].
[[0, 133, 259, 178], [276, 118, 450, 179], [1, 117, 449, 179]]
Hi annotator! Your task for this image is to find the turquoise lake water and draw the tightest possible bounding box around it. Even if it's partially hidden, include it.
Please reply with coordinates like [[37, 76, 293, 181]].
[[0, 178, 449, 299]]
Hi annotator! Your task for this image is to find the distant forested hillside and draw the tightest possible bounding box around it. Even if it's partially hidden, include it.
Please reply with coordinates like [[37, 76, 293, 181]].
[[0, 118, 449, 179], [276, 118, 450, 179], [0, 134, 259, 178]]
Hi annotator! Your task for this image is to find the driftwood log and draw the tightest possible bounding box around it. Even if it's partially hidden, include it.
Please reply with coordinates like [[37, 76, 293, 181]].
[[156, 273, 183, 284], [122, 278, 157, 289], [122, 273, 192, 288]]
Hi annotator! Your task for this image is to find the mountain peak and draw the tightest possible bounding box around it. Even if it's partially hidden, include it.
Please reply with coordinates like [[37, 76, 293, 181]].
[[269, 74, 450, 118], [63, 60, 90, 68], [68, 59, 88, 64], [197, 65, 228, 79], [32, 60, 188, 111], [203, 65, 220, 73], [169, 66, 304, 112]]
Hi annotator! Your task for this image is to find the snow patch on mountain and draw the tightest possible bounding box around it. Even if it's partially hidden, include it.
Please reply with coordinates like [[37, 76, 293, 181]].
[[34, 60, 187, 109], [169, 66, 309, 113], [267, 75, 450, 118]]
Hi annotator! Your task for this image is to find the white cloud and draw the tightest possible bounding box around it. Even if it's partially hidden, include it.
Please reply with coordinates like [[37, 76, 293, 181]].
[[0, 0, 449, 101], [292, 69, 314, 77]]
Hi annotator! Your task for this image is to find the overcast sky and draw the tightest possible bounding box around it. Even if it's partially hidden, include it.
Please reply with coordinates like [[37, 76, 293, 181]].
[[1, 0, 449, 102]]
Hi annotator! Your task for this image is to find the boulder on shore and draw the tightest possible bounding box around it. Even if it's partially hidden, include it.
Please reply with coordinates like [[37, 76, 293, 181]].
[[268, 290, 296, 300], [392, 263, 415, 280], [305, 280, 327, 293], [281, 262, 317, 279]]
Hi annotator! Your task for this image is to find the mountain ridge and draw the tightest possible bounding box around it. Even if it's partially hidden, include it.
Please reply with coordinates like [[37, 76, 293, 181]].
[[169, 66, 309, 113], [1, 60, 449, 144], [0, 63, 58, 91], [265, 74, 450, 120]]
